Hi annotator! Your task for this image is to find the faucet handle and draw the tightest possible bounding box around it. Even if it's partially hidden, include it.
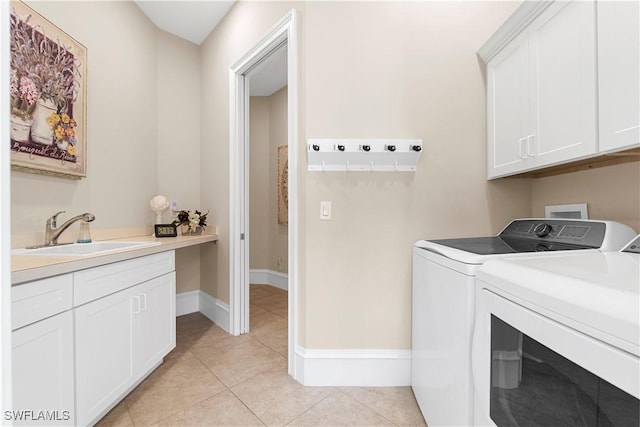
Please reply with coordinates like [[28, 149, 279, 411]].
[[48, 211, 66, 227]]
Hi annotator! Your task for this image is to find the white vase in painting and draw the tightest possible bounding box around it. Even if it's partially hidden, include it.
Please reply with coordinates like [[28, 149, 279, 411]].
[[30, 98, 57, 144], [10, 115, 33, 143]]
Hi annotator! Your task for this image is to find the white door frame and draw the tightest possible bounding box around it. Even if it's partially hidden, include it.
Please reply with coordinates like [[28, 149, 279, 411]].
[[1, 0, 13, 415], [229, 9, 299, 377]]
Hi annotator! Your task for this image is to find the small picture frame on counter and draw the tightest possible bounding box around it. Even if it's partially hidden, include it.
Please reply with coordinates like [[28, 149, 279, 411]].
[[154, 223, 177, 238]]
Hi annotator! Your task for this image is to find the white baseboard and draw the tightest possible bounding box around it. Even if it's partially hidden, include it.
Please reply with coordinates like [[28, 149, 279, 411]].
[[250, 269, 288, 291], [176, 290, 200, 316], [198, 291, 230, 333], [294, 346, 411, 386], [175, 291, 230, 334]]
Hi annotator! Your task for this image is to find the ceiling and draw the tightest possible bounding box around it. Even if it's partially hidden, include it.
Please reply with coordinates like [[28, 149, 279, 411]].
[[134, 1, 235, 45], [135, 0, 287, 96]]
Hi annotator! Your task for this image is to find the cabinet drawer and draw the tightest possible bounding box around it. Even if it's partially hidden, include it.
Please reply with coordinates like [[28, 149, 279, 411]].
[[74, 251, 175, 306], [12, 274, 73, 330]]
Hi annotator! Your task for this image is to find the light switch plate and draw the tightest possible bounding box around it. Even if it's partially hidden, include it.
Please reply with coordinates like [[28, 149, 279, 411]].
[[320, 201, 332, 220]]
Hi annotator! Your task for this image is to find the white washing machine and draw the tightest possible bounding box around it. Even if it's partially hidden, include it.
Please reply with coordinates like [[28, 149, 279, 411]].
[[472, 235, 640, 426], [411, 219, 636, 427]]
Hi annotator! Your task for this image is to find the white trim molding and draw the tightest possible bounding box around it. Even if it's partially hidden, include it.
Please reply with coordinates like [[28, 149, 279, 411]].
[[175, 291, 230, 334], [477, 1, 552, 62], [294, 346, 411, 387], [229, 9, 300, 380], [249, 269, 288, 291], [199, 291, 230, 333], [175, 290, 200, 316]]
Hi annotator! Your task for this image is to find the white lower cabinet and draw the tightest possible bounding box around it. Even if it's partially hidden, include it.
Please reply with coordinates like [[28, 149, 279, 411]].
[[12, 311, 75, 426], [11, 251, 176, 427], [75, 272, 176, 426]]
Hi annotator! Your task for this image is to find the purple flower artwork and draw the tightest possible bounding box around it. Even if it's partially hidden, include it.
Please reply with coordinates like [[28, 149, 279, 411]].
[[9, 1, 87, 179]]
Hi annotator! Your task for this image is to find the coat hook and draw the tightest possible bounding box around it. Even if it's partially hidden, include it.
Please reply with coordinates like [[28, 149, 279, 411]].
[[321, 160, 326, 172], [346, 160, 350, 172], [394, 160, 399, 172], [370, 161, 375, 171]]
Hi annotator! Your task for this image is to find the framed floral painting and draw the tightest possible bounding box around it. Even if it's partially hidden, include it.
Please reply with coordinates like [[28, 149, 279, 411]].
[[9, 1, 87, 179]]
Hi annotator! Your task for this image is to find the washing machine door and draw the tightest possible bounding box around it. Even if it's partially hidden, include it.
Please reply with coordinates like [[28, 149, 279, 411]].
[[472, 287, 640, 427]]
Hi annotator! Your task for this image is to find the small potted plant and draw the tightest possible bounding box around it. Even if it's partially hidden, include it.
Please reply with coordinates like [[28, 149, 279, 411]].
[[173, 209, 208, 235]]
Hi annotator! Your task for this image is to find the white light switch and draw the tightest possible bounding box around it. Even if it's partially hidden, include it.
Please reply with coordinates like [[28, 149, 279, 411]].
[[320, 201, 332, 220]]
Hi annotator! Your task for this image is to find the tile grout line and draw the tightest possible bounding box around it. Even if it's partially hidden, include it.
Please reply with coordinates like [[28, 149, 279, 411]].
[[143, 348, 231, 426], [342, 391, 401, 427], [282, 388, 341, 426]]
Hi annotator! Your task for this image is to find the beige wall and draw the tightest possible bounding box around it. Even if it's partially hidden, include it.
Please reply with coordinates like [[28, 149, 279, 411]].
[[156, 30, 202, 293], [303, 1, 530, 349], [249, 97, 271, 269], [531, 162, 640, 232], [269, 87, 289, 273], [12, 1, 158, 241], [11, 2, 202, 292], [13, 1, 638, 353], [199, 1, 531, 349], [249, 87, 289, 274], [199, 1, 301, 304]]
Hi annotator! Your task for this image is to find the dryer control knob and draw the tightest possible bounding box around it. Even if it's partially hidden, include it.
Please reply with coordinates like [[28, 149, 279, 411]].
[[533, 223, 553, 237]]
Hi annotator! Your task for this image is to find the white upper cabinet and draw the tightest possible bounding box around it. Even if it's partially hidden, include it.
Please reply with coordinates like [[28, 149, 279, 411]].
[[597, 1, 640, 152], [487, 31, 530, 177], [528, 1, 597, 167], [482, 1, 599, 179]]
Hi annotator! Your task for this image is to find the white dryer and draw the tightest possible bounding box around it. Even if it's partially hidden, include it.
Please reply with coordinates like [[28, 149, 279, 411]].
[[411, 219, 636, 427], [472, 235, 640, 426]]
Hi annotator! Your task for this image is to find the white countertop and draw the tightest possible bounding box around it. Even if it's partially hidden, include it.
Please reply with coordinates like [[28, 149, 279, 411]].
[[11, 233, 218, 285]]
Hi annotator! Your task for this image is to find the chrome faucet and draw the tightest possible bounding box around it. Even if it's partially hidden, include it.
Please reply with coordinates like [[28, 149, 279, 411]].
[[45, 211, 96, 246]]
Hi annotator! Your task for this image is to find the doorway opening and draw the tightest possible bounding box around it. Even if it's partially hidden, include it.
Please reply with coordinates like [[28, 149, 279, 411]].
[[229, 10, 299, 378], [247, 42, 289, 358]]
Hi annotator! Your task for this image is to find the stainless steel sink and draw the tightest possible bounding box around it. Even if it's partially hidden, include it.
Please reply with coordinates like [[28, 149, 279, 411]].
[[12, 241, 161, 257]]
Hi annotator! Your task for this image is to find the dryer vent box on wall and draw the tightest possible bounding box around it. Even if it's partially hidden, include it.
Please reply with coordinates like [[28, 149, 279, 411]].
[[545, 203, 588, 219]]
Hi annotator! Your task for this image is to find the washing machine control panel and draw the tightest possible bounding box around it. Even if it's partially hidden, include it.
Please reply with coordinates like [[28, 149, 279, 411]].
[[501, 219, 606, 248]]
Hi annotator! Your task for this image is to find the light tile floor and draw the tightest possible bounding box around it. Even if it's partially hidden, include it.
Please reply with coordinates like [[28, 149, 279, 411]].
[[97, 285, 426, 426]]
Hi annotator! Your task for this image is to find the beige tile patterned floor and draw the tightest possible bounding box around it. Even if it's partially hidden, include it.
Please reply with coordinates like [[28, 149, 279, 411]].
[[97, 285, 426, 427]]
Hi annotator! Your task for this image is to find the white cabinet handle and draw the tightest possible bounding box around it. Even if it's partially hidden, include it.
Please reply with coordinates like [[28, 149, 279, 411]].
[[527, 135, 536, 157], [133, 296, 141, 314], [518, 138, 528, 159], [140, 293, 147, 312]]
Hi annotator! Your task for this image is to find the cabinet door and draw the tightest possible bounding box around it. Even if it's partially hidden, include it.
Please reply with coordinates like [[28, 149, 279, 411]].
[[136, 272, 176, 375], [75, 287, 137, 427], [597, 1, 640, 152], [487, 31, 530, 179], [528, 0, 597, 167], [12, 311, 74, 426]]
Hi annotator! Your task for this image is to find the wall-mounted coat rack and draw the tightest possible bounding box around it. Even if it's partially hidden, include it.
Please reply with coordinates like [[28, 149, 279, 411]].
[[307, 139, 423, 172]]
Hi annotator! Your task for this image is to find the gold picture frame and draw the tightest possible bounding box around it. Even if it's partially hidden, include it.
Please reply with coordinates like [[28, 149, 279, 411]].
[[9, 1, 87, 179], [278, 145, 288, 225]]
